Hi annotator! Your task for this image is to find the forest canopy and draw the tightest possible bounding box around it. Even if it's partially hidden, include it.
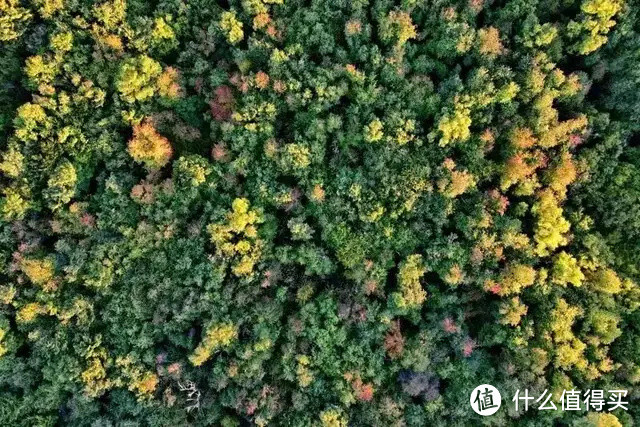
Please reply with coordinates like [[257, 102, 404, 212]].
[[1, 0, 640, 425]]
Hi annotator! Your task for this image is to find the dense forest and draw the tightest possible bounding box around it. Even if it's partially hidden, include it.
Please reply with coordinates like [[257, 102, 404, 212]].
[[1, 0, 640, 425]]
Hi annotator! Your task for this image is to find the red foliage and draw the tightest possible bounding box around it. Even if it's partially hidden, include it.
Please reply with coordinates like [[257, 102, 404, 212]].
[[357, 383, 375, 402], [212, 143, 229, 162], [462, 337, 476, 357], [442, 317, 460, 334], [210, 85, 234, 121]]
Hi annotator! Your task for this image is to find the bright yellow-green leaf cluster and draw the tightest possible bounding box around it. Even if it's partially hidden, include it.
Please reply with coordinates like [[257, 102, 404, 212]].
[[319, 408, 348, 427], [364, 118, 384, 143], [1, 188, 30, 221], [0, 326, 7, 358], [50, 31, 73, 52], [20, 257, 55, 287], [45, 161, 77, 210], [0, 0, 32, 41], [207, 198, 264, 277], [380, 11, 417, 47], [438, 105, 472, 146], [296, 355, 314, 387], [116, 355, 159, 400], [190, 323, 238, 366], [152, 16, 175, 41], [220, 11, 244, 44], [33, 0, 64, 19], [499, 297, 528, 326], [550, 298, 587, 371], [281, 143, 311, 170], [496, 263, 536, 296], [116, 55, 163, 103], [589, 268, 622, 294], [81, 342, 114, 398], [532, 189, 570, 256], [551, 251, 584, 287], [569, 0, 624, 54], [395, 254, 427, 308]]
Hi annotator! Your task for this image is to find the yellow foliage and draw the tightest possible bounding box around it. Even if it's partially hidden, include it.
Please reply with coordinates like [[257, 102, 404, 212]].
[[157, 67, 182, 99], [499, 297, 528, 326], [17, 302, 45, 323], [2, 187, 30, 220], [116, 356, 159, 399], [478, 27, 503, 56], [320, 409, 348, 427], [380, 11, 417, 47], [582, 413, 623, 427], [127, 122, 173, 169], [208, 198, 263, 277], [0, 148, 24, 178], [539, 115, 588, 148], [582, 0, 623, 19], [0, 285, 16, 305], [310, 184, 325, 202], [551, 251, 584, 286], [550, 298, 583, 343], [555, 338, 588, 370], [93, 0, 126, 31], [391, 119, 416, 146], [25, 55, 58, 86], [46, 161, 78, 210], [0, 0, 32, 41], [501, 229, 530, 250], [282, 143, 311, 169], [130, 372, 158, 398], [547, 152, 577, 196], [570, 0, 623, 54], [441, 169, 476, 198], [91, 26, 123, 51], [497, 81, 520, 103], [220, 11, 244, 44], [34, 0, 64, 18], [190, 323, 238, 366], [152, 16, 175, 41], [589, 268, 622, 294], [0, 326, 7, 358], [82, 344, 115, 397], [20, 258, 55, 287], [455, 23, 475, 53], [589, 310, 621, 345], [532, 189, 570, 256], [550, 298, 587, 370], [364, 118, 384, 142], [296, 355, 314, 387], [438, 105, 472, 146], [443, 264, 464, 286], [396, 254, 427, 308], [510, 127, 537, 149], [497, 263, 536, 296], [361, 205, 385, 223], [50, 31, 73, 52], [116, 55, 162, 103], [82, 357, 111, 397]]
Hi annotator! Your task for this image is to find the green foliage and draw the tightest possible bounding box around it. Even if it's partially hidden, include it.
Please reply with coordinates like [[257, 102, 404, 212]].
[[0, 0, 639, 424]]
